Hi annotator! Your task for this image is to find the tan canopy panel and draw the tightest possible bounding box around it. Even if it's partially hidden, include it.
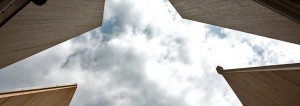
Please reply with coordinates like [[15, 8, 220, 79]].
[[0, 0, 105, 68], [0, 84, 77, 106], [217, 64, 300, 106], [170, 0, 300, 44]]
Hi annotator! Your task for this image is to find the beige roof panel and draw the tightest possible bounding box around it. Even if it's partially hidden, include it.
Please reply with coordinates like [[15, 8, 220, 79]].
[[0, 0, 105, 68], [0, 84, 77, 106], [170, 0, 300, 44], [217, 64, 300, 106]]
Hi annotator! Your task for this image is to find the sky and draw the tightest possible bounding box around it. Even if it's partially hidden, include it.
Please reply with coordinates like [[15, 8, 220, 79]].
[[1, 0, 300, 106]]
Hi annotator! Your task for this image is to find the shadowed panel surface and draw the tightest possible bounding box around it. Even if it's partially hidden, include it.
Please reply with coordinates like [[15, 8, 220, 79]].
[[170, 0, 300, 44], [0, 0, 105, 68], [219, 64, 300, 106]]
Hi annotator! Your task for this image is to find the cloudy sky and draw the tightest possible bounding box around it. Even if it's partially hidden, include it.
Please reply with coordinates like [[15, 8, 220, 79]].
[[1, 0, 300, 106]]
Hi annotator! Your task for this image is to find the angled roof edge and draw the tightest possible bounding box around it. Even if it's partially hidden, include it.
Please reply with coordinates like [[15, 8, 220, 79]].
[[0, 83, 77, 97], [216, 63, 300, 74]]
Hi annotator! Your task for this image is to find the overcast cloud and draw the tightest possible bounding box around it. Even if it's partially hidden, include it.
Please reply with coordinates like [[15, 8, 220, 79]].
[[1, 0, 300, 106]]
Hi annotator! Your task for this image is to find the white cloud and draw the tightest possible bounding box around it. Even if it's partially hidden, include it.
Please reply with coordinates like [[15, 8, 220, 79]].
[[1, 0, 300, 106]]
